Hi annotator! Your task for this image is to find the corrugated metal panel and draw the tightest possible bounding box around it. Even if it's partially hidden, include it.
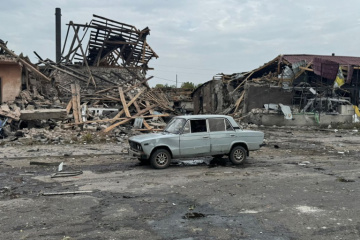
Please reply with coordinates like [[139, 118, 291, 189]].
[[283, 54, 360, 66]]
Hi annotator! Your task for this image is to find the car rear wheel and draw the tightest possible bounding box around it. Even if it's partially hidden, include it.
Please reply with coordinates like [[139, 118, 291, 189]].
[[229, 146, 247, 165], [150, 149, 171, 169]]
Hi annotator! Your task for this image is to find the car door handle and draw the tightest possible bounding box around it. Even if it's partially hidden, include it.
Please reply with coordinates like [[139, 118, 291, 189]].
[[230, 134, 235, 137], [203, 136, 209, 139]]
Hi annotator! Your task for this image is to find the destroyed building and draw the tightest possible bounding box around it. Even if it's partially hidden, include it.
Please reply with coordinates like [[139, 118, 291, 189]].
[[0, 13, 175, 140], [192, 79, 235, 115], [152, 87, 193, 114], [195, 54, 360, 126]]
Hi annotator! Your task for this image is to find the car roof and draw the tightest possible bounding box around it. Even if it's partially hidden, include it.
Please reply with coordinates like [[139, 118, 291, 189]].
[[172, 115, 240, 128]]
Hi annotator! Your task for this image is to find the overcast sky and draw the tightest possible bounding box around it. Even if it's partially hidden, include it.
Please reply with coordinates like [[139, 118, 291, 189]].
[[1, 0, 360, 87]]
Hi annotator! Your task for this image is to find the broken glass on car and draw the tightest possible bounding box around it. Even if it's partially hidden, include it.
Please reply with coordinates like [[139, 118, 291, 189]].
[[164, 118, 186, 134]]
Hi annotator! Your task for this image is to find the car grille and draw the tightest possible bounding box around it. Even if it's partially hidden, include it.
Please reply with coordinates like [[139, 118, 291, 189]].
[[129, 140, 142, 151]]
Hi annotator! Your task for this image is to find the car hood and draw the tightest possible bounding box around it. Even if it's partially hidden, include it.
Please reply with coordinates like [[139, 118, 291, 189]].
[[129, 132, 176, 143]]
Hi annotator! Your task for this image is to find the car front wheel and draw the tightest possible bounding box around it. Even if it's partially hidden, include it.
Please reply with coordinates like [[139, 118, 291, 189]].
[[150, 149, 171, 169], [229, 146, 247, 165]]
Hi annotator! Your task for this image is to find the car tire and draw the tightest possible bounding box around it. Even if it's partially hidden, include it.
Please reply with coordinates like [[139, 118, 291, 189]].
[[150, 149, 171, 169], [229, 146, 247, 165]]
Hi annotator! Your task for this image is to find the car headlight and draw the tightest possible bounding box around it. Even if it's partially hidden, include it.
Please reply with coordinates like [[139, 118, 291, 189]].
[[136, 143, 142, 151]]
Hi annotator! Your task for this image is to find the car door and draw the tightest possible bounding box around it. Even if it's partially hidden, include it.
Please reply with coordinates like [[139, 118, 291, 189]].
[[179, 119, 210, 157], [208, 118, 235, 154]]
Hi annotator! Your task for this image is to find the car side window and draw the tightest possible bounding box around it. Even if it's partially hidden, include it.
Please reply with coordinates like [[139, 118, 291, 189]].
[[190, 119, 207, 133], [208, 118, 225, 132], [182, 120, 191, 134], [225, 119, 234, 131]]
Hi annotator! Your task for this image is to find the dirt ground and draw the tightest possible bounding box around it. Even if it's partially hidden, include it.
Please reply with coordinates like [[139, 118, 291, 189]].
[[0, 126, 360, 240]]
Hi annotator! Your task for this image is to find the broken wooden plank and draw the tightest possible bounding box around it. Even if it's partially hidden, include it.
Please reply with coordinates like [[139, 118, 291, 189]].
[[124, 76, 153, 93], [234, 91, 245, 113], [75, 83, 82, 123], [118, 87, 131, 117], [71, 24, 97, 87], [95, 86, 118, 94], [232, 71, 254, 93], [71, 84, 80, 124], [103, 104, 155, 133], [66, 100, 72, 115], [299, 67, 313, 72], [111, 90, 143, 120], [143, 119, 152, 130], [45, 62, 89, 83], [127, 92, 141, 113], [112, 109, 125, 121]]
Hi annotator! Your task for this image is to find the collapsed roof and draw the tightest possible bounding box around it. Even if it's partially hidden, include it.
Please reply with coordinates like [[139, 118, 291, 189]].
[[213, 54, 360, 116], [61, 15, 158, 68]]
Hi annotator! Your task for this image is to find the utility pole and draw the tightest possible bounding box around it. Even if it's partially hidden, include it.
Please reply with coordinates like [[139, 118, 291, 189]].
[[176, 74, 178, 88]]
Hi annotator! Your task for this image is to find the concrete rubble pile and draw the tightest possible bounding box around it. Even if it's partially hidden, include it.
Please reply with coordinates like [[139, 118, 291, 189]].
[[0, 15, 175, 143]]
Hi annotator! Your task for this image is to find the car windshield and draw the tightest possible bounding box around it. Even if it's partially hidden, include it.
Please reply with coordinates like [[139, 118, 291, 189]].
[[164, 118, 186, 134]]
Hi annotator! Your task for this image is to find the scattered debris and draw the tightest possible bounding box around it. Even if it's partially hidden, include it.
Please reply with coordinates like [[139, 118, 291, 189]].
[[337, 177, 355, 183], [183, 212, 206, 219], [30, 161, 62, 166], [51, 171, 83, 178], [42, 190, 93, 196]]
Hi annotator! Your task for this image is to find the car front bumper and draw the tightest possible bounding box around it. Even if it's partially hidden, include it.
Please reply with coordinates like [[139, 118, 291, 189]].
[[129, 148, 148, 159]]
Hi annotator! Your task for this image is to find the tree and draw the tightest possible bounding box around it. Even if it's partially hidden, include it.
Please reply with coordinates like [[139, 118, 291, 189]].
[[155, 84, 165, 88], [154, 83, 176, 88], [181, 81, 196, 90]]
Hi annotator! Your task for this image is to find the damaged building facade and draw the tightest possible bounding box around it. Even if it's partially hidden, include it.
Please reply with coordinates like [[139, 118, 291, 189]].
[[192, 78, 235, 115], [0, 47, 22, 103], [196, 54, 360, 126]]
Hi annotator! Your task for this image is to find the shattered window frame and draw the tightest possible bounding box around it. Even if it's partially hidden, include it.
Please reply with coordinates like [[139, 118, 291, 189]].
[[208, 118, 226, 132], [225, 119, 234, 131], [190, 119, 207, 133], [182, 120, 191, 134], [164, 118, 186, 134]]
